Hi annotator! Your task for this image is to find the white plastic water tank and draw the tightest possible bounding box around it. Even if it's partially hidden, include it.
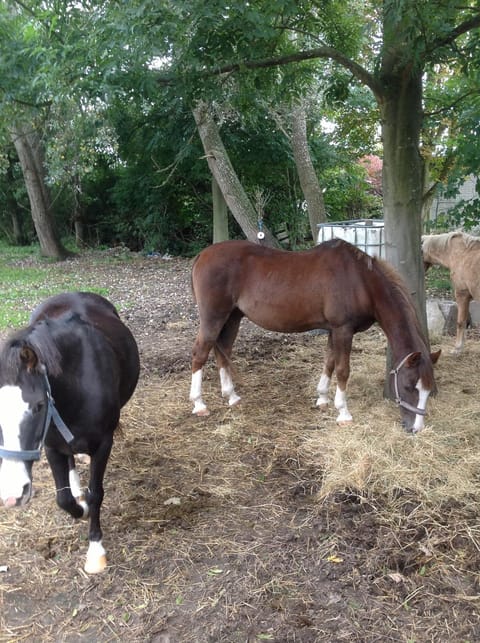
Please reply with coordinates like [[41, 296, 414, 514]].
[[317, 219, 385, 258]]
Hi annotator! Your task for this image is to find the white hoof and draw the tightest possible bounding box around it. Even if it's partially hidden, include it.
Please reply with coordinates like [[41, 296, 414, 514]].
[[228, 393, 241, 407], [192, 400, 209, 415], [336, 410, 353, 424], [84, 554, 107, 574], [84, 541, 107, 574]]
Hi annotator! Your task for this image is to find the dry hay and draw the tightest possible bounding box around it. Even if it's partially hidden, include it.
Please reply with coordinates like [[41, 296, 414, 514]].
[[1, 321, 480, 642]]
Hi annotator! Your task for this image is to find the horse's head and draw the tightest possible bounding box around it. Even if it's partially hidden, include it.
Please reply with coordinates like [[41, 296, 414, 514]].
[[390, 350, 441, 433], [0, 345, 51, 508]]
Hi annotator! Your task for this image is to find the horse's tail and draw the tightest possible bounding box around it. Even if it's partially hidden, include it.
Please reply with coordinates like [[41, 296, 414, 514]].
[[190, 253, 201, 304]]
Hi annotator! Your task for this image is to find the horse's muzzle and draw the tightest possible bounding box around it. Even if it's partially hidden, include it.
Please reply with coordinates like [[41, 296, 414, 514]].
[[3, 482, 32, 508]]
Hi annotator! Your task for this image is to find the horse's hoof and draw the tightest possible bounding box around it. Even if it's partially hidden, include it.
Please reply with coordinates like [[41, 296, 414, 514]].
[[84, 555, 107, 574], [336, 420, 353, 426], [316, 403, 329, 411], [194, 408, 210, 417], [228, 396, 241, 407]]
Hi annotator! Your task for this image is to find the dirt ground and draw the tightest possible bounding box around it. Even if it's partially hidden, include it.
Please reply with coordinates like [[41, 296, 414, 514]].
[[1, 250, 480, 642]]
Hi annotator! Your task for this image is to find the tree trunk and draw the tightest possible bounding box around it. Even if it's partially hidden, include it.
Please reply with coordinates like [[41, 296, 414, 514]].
[[381, 73, 426, 326], [290, 105, 326, 241], [11, 123, 71, 260], [380, 71, 430, 397], [72, 173, 86, 247], [212, 176, 229, 243], [6, 153, 28, 245], [193, 101, 279, 247]]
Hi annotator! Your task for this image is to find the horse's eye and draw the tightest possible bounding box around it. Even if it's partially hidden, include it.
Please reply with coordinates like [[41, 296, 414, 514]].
[[32, 402, 44, 414]]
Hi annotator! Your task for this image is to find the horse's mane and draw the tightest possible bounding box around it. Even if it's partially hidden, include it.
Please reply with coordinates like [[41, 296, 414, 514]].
[[0, 320, 63, 384], [375, 256, 425, 333], [328, 239, 424, 336], [423, 230, 480, 254]]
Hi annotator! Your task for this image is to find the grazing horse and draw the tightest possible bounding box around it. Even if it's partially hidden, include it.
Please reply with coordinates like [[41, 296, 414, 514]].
[[422, 231, 480, 354], [0, 292, 140, 573], [190, 239, 440, 432]]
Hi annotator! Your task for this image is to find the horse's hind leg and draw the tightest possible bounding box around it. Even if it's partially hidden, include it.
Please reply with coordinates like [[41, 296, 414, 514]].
[[453, 291, 471, 354], [191, 323, 224, 415], [214, 309, 243, 407], [316, 332, 335, 409]]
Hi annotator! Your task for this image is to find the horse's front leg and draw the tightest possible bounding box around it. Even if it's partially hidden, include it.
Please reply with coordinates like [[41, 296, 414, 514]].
[[453, 291, 471, 355], [331, 328, 354, 424], [316, 332, 335, 409], [45, 448, 87, 521], [83, 438, 113, 574]]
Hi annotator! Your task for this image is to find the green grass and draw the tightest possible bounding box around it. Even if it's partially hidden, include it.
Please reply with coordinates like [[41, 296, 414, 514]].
[[0, 242, 107, 330], [424, 265, 453, 298]]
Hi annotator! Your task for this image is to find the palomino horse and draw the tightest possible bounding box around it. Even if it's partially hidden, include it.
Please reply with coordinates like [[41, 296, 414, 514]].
[[190, 239, 441, 432], [422, 231, 480, 354], [0, 292, 140, 573]]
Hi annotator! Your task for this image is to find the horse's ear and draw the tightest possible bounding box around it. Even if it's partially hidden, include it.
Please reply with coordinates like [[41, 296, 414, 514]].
[[430, 349, 441, 365], [20, 346, 39, 372], [405, 352, 422, 367]]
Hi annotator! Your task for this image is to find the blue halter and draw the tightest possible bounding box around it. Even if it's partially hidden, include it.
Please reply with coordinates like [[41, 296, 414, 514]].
[[0, 371, 75, 462]]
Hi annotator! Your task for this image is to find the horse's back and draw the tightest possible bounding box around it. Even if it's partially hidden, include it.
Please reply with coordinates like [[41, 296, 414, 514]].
[[191, 239, 379, 333], [192, 240, 297, 302], [423, 233, 480, 299], [30, 292, 119, 324], [32, 292, 140, 407]]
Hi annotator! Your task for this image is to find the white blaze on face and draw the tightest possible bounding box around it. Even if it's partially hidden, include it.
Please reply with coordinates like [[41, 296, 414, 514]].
[[0, 385, 32, 504], [412, 379, 431, 433]]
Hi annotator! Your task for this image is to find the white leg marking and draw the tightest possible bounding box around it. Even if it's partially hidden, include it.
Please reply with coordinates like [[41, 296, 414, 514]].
[[412, 380, 430, 433], [219, 367, 241, 406], [84, 540, 107, 574], [453, 337, 464, 355], [316, 373, 331, 407], [190, 369, 208, 415], [69, 468, 88, 517], [0, 386, 32, 505], [334, 386, 353, 424]]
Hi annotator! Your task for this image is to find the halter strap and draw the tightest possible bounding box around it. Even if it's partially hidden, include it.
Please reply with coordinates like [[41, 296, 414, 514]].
[[0, 371, 75, 462], [390, 352, 427, 416]]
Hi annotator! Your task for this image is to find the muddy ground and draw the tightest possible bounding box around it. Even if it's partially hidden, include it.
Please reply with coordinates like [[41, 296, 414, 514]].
[[0, 250, 480, 642]]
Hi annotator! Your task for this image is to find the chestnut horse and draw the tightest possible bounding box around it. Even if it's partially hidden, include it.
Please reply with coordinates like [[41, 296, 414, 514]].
[[190, 239, 440, 432], [422, 231, 480, 354], [0, 292, 140, 573]]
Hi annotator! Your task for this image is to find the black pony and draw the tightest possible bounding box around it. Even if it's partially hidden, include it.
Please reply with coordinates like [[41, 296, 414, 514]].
[[0, 292, 140, 573]]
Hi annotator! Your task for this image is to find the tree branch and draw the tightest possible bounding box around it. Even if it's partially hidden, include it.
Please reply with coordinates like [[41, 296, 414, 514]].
[[424, 88, 478, 118], [427, 13, 480, 55], [158, 47, 384, 100]]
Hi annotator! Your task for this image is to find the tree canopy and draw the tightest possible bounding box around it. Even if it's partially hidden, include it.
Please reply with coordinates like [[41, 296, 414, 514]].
[[0, 1, 479, 266]]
